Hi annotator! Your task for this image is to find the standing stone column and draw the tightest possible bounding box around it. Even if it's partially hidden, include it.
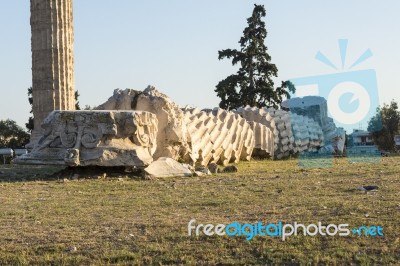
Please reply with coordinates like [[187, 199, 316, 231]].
[[29, 0, 75, 146]]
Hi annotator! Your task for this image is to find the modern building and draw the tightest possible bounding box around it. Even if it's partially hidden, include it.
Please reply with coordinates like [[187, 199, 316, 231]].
[[350, 129, 374, 146]]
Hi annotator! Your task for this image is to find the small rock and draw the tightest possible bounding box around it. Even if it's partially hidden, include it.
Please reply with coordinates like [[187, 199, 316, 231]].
[[363, 185, 379, 191], [194, 171, 205, 177], [208, 163, 220, 174], [71, 174, 79, 180], [67, 246, 77, 253], [145, 157, 193, 177], [222, 165, 238, 173], [357, 185, 379, 192], [63, 178, 69, 183], [182, 164, 195, 171], [195, 167, 211, 175]]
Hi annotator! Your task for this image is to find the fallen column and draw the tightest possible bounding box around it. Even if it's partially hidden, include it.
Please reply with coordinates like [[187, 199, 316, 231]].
[[97, 86, 255, 166], [183, 107, 255, 166], [235, 106, 295, 159], [282, 96, 346, 154]]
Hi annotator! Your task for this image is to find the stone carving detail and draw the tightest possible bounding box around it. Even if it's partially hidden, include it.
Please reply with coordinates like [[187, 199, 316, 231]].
[[16, 111, 158, 167], [183, 107, 255, 166], [96, 86, 189, 161]]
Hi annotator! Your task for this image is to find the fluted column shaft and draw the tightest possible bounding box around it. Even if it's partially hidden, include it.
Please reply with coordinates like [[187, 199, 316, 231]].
[[30, 0, 75, 134]]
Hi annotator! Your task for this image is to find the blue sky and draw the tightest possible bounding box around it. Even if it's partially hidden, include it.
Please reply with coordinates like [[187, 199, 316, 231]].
[[1, 1, 399, 131]]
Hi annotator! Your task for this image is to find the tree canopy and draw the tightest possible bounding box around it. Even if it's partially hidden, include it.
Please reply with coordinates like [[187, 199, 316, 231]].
[[0, 119, 30, 149], [215, 4, 295, 110], [367, 100, 400, 151]]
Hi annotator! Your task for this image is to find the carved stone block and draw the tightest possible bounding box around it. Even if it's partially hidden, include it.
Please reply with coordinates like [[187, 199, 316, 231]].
[[15, 111, 158, 167]]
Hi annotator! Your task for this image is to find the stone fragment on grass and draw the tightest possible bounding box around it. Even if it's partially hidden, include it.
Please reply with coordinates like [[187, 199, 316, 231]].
[[357, 185, 379, 192], [195, 167, 211, 175], [193, 171, 205, 177], [222, 165, 239, 173], [207, 163, 220, 174], [144, 157, 193, 178]]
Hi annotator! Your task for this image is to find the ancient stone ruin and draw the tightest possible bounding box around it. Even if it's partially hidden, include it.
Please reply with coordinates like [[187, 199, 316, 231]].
[[18, 83, 345, 173], [93, 86, 344, 165], [19, 1, 346, 175]]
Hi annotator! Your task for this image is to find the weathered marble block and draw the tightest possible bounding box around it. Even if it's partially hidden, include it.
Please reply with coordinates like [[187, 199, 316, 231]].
[[15, 111, 158, 167], [96, 86, 189, 162]]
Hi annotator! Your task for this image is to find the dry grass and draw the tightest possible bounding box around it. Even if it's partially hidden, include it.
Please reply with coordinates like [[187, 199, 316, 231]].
[[0, 157, 399, 265]]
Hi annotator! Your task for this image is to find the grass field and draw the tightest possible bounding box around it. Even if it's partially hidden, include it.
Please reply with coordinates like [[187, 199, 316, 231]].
[[0, 157, 399, 265]]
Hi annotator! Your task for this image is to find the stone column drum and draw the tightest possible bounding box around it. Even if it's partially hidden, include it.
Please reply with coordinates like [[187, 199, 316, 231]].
[[29, 0, 75, 145]]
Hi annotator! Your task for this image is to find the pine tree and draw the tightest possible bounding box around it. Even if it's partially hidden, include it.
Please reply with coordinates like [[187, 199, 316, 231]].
[[26, 87, 34, 132], [215, 4, 295, 110], [75, 91, 81, 110]]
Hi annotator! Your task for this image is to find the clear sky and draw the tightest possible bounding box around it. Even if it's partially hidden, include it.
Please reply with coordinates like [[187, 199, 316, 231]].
[[1, 1, 399, 131]]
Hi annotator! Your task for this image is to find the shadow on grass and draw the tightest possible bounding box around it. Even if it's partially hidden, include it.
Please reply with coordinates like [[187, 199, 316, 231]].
[[0, 165, 145, 183]]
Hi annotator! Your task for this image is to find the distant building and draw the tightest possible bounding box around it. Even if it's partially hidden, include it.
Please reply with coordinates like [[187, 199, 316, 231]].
[[347, 129, 381, 157], [350, 129, 374, 146]]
